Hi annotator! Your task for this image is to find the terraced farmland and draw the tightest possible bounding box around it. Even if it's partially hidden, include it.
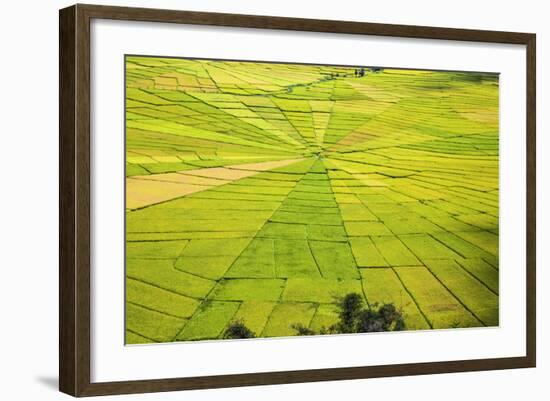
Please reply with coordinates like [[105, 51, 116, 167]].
[[125, 56, 499, 344]]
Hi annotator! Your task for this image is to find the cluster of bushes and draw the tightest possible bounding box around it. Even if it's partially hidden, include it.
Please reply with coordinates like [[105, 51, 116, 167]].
[[223, 293, 405, 340], [223, 320, 255, 339]]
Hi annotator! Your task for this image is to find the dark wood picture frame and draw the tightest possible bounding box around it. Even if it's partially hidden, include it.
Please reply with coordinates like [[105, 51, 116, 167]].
[[59, 3, 536, 397]]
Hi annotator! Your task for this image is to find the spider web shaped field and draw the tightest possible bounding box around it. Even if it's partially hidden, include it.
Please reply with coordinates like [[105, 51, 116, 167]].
[[124, 56, 499, 344]]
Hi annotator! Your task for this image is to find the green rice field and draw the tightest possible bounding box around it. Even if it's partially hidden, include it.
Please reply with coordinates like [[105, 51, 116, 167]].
[[124, 56, 499, 344]]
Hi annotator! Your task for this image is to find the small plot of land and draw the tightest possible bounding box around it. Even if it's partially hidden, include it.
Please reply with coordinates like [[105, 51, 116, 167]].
[[126, 158, 304, 209], [125, 57, 499, 344]]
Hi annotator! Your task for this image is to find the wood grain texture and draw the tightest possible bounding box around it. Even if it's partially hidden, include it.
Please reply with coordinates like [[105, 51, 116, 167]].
[[59, 3, 537, 397], [525, 34, 536, 367], [60, 4, 92, 396], [78, 3, 533, 43], [59, 5, 76, 396]]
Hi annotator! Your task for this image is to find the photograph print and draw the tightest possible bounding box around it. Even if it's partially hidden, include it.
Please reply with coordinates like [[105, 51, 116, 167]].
[[124, 56, 499, 344]]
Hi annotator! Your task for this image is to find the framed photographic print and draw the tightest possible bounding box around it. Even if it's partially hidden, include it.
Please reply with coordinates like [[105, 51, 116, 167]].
[[59, 4, 536, 397]]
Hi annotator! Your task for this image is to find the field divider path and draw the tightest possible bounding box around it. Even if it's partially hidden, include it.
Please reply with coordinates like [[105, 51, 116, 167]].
[[389, 267, 433, 329]]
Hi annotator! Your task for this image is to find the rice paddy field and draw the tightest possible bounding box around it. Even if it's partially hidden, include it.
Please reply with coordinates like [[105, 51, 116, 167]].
[[124, 56, 499, 344]]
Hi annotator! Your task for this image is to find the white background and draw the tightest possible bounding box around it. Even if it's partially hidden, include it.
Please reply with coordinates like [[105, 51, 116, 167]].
[[92, 19, 526, 382], [0, 0, 547, 400]]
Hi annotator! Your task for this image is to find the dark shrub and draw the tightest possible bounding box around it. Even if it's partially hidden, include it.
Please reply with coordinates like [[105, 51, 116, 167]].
[[223, 320, 256, 339], [355, 308, 385, 332], [291, 323, 317, 336], [378, 303, 405, 331], [355, 303, 404, 332], [291, 293, 406, 336], [336, 293, 364, 333]]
